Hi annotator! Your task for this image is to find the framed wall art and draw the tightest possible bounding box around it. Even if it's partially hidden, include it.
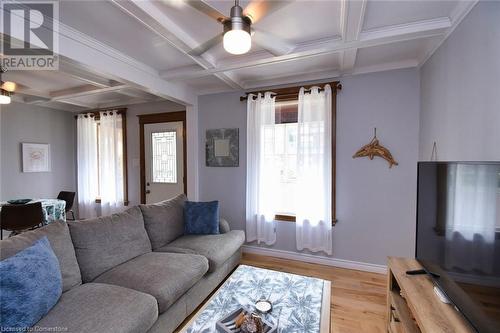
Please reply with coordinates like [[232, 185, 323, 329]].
[[206, 128, 239, 167], [22, 143, 51, 172]]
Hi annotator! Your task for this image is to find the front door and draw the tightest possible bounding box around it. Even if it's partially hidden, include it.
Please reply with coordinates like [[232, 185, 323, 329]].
[[144, 121, 184, 204]]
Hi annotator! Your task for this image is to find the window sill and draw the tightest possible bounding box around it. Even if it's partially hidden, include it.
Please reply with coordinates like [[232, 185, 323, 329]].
[[275, 214, 296, 222], [94, 198, 129, 206], [274, 214, 338, 226]]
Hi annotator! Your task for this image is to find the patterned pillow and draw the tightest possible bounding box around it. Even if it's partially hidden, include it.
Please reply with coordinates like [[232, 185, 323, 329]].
[[0, 237, 62, 330], [184, 201, 220, 235]]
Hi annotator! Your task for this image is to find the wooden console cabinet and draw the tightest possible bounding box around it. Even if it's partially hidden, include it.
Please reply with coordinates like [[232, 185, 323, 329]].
[[387, 257, 474, 333]]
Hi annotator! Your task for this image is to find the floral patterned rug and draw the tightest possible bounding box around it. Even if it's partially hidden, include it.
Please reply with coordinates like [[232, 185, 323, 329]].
[[185, 265, 327, 333]]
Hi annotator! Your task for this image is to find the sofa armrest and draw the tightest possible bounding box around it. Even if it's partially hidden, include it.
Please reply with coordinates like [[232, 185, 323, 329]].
[[219, 218, 231, 234]]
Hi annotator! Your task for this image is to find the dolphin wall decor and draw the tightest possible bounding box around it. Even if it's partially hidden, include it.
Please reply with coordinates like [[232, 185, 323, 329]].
[[352, 128, 398, 168]]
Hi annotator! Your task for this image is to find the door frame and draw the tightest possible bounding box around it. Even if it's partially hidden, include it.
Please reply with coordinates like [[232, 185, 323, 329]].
[[138, 111, 187, 204]]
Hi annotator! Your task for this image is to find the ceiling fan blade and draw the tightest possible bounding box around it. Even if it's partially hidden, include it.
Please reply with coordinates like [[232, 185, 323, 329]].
[[243, 0, 291, 23], [252, 29, 294, 56], [188, 32, 224, 56], [185, 0, 228, 23]]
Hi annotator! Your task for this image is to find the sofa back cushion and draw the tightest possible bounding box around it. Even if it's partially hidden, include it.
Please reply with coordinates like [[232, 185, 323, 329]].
[[0, 221, 81, 292], [68, 206, 152, 282], [139, 194, 186, 250]]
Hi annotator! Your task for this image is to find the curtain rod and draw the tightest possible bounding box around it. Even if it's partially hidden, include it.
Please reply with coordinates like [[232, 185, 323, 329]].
[[240, 82, 342, 101], [74, 108, 127, 119]]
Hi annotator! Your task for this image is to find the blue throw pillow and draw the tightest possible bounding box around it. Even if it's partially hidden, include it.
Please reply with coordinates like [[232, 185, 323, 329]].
[[0, 237, 62, 330], [184, 201, 220, 235]]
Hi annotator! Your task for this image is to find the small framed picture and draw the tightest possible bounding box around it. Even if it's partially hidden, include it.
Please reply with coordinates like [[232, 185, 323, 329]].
[[22, 143, 51, 173], [206, 128, 239, 167]]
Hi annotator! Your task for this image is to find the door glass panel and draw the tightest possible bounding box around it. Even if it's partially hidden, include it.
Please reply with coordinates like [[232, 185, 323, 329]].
[[151, 131, 177, 183]]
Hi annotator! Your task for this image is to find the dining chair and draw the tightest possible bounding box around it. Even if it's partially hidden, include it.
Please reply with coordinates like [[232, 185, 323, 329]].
[[0, 202, 44, 239], [57, 191, 76, 220]]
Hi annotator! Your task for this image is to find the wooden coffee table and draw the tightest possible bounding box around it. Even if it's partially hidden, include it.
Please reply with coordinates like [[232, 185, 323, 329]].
[[177, 265, 331, 333]]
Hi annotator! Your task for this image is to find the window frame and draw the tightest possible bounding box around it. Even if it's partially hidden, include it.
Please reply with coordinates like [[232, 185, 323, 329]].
[[242, 82, 341, 225]]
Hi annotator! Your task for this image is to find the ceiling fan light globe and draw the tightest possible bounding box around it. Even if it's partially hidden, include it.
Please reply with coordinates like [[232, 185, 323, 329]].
[[1, 81, 17, 92], [0, 94, 11, 104], [223, 29, 251, 55]]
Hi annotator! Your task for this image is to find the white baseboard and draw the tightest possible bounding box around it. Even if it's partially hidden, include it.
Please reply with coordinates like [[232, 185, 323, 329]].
[[242, 245, 387, 274]]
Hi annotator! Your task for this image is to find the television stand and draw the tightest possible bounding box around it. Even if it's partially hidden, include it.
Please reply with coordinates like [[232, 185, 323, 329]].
[[387, 257, 474, 333]]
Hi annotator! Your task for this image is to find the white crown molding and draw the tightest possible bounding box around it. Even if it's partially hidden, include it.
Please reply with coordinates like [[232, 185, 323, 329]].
[[418, 0, 478, 67], [242, 245, 387, 274], [239, 58, 419, 91], [242, 68, 341, 90], [352, 58, 419, 76], [360, 17, 451, 42]]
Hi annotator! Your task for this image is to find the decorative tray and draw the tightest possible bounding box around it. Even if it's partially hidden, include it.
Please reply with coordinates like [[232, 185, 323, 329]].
[[7, 199, 32, 205], [216, 307, 277, 333]]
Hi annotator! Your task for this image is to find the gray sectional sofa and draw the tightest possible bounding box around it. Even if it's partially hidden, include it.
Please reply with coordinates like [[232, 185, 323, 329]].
[[0, 194, 245, 333]]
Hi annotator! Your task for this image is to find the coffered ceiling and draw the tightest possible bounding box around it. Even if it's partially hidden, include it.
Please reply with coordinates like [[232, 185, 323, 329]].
[[1, 0, 478, 110]]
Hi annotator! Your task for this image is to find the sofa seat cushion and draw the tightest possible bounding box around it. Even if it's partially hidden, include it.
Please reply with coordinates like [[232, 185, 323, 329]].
[[0, 221, 82, 292], [36, 283, 157, 333], [68, 206, 152, 283], [93, 252, 209, 313], [157, 230, 245, 273]]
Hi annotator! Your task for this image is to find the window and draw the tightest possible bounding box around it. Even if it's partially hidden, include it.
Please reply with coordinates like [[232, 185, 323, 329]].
[[246, 82, 339, 253], [76, 110, 128, 218], [247, 83, 338, 224], [151, 131, 177, 183], [266, 101, 299, 217]]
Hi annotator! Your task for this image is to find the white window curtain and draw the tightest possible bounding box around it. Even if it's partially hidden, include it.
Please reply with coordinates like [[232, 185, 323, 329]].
[[295, 85, 333, 255], [98, 111, 125, 215], [246, 92, 278, 245], [444, 164, 497, 274], [77, 114, 98, 219]]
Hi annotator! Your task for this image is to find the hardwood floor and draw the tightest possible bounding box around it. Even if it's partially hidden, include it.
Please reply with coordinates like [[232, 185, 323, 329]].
[[241, 253, 387, 333]]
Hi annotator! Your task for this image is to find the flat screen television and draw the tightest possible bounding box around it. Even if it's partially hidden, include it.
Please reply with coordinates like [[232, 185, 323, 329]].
[[416, 162, 500, 333]]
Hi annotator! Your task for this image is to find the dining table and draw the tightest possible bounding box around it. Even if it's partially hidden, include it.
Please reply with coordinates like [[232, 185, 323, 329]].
[[0, 199, 66, 224]]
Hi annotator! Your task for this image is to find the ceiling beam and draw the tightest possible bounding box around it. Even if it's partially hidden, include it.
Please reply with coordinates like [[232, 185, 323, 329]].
[[340, 0, 366, 73], [161, 17, 451, 81], [109, 0, 243, 89], [57, 63, 114, 88], [42, 99, 96, 109], [50, 84, 130, 100], [114, 88, 156, 100]]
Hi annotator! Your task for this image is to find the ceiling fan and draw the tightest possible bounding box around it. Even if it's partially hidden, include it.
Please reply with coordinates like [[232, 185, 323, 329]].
[[0, 66, 17, 105], [185, 0, 293, 56]]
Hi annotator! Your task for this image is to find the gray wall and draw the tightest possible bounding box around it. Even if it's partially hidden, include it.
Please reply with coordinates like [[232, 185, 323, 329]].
[[0, 102, 76, 201], [125, 100, 185, 206], [198, 68, 420, 265], [419, 1, 500, 161]]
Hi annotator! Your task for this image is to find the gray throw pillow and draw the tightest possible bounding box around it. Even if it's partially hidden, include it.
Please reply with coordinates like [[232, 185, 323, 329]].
[[139, 194, 186, 250]]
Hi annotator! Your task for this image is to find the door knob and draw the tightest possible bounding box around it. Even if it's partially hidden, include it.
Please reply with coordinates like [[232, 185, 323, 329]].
[[146, 190, 151, 194]]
